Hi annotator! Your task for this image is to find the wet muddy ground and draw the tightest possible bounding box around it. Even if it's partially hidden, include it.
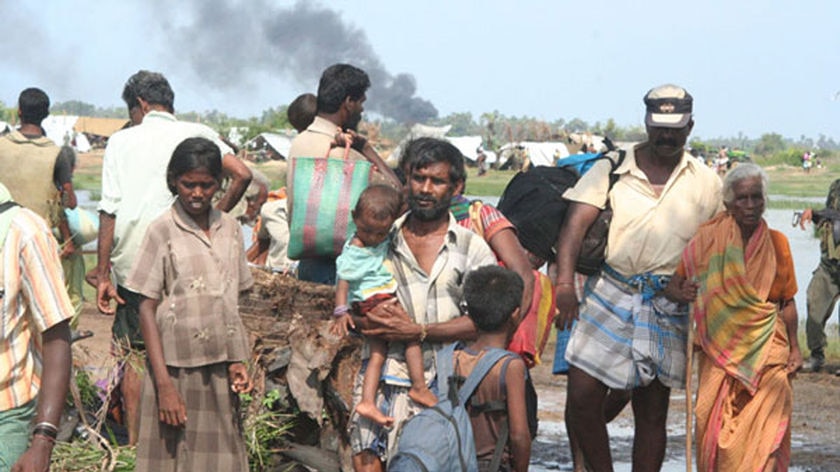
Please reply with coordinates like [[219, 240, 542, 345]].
[[528, 341, 840, 471]]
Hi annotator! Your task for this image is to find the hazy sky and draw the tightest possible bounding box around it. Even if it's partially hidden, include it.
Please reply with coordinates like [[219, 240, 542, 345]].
[[1, 0, 837, 140]]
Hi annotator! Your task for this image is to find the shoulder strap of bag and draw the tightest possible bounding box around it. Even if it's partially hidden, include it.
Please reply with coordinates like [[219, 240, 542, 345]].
[[0, 202, 19, 212], [323, 139, 352, 159], [487, 356, 518, 472], [607, 149, 626, 189], [457, 348, 514, 406]]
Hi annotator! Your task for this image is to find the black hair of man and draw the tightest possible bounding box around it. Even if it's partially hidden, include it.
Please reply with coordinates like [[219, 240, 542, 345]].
[[288, 93, 317, 133], [121, 70, 156, 111], [316, 64, 370, 114], [134, 71, 175, 113], [462, 265, 524, 332], [166, 137, 223, 195], [354, 184, 403, 222], [18, 88, 50, 125], [399, 137, 467, 185]]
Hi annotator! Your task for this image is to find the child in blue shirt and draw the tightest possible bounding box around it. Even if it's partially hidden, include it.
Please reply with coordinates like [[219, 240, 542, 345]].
[[331, 184, 437, 426]]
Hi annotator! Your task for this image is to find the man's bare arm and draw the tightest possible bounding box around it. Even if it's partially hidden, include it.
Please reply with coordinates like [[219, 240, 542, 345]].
[[95, 212, 123, 314], [216, 154, 252, 212], [488, 227, 535, 314], [359, 298, 477, 343], [553, 202, 601, 330], [12, 320, 71, 472]]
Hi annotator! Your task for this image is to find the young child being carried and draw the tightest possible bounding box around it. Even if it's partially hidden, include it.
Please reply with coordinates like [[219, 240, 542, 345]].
[[458, 265, 532, 472], [330, 184, 437, 426]]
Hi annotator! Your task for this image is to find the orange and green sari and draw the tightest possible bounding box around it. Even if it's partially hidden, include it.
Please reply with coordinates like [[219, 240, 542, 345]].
[[680, 212, 796, 471]]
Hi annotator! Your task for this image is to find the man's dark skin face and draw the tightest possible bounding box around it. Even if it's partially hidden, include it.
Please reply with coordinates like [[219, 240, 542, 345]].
[[646, 120, 693, 160], [128, 105, 143, 126], [408, 162, 462, 221], [344, 94, 366, 130]]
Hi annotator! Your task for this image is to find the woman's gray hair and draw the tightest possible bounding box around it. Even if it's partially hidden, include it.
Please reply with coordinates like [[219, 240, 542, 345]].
[[722, 163, 768, 204]]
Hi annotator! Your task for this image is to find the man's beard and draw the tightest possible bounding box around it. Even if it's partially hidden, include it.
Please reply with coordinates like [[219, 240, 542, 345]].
[[345, 111, 362, 131], [409, 195, 450, 221]]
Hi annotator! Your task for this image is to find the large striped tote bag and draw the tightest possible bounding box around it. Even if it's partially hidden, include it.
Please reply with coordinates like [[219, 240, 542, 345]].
[[287, 142, 371, 259]]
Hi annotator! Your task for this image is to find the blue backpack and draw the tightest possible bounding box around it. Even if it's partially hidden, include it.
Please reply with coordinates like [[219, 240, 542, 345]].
[[388, 343, 516, 472]]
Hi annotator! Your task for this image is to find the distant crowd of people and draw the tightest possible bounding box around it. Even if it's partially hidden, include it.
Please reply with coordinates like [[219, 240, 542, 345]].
[[0, 63, 836, 472]]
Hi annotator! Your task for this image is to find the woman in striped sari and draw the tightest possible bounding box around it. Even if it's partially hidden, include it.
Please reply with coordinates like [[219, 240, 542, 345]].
[[666, 163, 802, 471]]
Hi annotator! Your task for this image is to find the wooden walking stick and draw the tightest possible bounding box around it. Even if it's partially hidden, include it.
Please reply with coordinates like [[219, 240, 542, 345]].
[[685, 308, 695, 472]]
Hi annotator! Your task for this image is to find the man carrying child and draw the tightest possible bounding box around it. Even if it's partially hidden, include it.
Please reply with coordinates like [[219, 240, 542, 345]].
[[347, 138, 497, 471], [331, 184, 437, 427]]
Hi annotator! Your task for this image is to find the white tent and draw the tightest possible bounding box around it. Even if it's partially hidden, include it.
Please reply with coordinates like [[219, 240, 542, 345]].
[[42, 115, 79, 147], [246, 132, 294, 160], [446, 135, 497, 163], [260, 132, 293, 158], [388, 125, 499, 166], [73, 133, 92, 153], [498, 141, 569, 168]]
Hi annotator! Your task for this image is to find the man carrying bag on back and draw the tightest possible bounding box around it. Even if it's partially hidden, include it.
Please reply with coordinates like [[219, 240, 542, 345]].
[[286, 63, 399, 284]]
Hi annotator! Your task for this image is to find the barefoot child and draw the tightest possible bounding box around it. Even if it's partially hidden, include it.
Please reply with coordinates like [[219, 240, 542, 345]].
[[331, 184, 437, 426], [126, 137, 253, 470], [458, 265, 531, 471]]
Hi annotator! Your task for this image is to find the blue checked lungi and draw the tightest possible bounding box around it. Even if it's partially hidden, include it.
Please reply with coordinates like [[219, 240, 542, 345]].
[[565, 268, 689, 389]]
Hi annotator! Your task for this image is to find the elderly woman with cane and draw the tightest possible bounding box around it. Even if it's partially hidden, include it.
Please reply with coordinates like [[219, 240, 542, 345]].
[[665, 163, 802, 471]]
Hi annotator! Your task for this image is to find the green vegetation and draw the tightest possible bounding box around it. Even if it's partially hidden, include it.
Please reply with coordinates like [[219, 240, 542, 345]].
[[51, 441, 136, 472], [764, 161, 840, 200], [240, 388, 294, 471], [464, 168, 517, 196]]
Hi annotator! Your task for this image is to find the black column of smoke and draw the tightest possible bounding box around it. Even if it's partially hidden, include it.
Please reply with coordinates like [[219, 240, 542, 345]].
[[172, 0, 437, 123]]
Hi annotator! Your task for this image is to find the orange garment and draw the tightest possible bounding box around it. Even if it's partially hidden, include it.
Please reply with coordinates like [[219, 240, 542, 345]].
[[694, 317, 792, 472], [461, 199, 555, 367], [507, 270, 555, 367], [680, 214, 796, 471]]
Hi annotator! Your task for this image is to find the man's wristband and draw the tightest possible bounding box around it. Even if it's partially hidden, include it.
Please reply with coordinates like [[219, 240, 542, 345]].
[[418, 323, 428, 344], [33, 422, 58, 433], [333, 305, 350, 317], [32, 422, 58, 441]]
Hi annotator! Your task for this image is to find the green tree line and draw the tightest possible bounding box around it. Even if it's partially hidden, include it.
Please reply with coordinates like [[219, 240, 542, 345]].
[[1, 99, 836, 165]]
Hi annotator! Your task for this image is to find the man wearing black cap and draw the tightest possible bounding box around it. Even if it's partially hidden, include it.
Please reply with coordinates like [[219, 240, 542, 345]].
[[553, 85, 722, 471]]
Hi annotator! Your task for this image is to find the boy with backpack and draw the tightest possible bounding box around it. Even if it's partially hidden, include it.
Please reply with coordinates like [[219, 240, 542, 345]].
[[389, 265, 532, 472]]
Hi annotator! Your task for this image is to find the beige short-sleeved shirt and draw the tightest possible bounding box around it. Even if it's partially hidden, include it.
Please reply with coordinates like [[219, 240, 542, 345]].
[[124, 202, 253, 368], [563, 143, 722, 276]]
